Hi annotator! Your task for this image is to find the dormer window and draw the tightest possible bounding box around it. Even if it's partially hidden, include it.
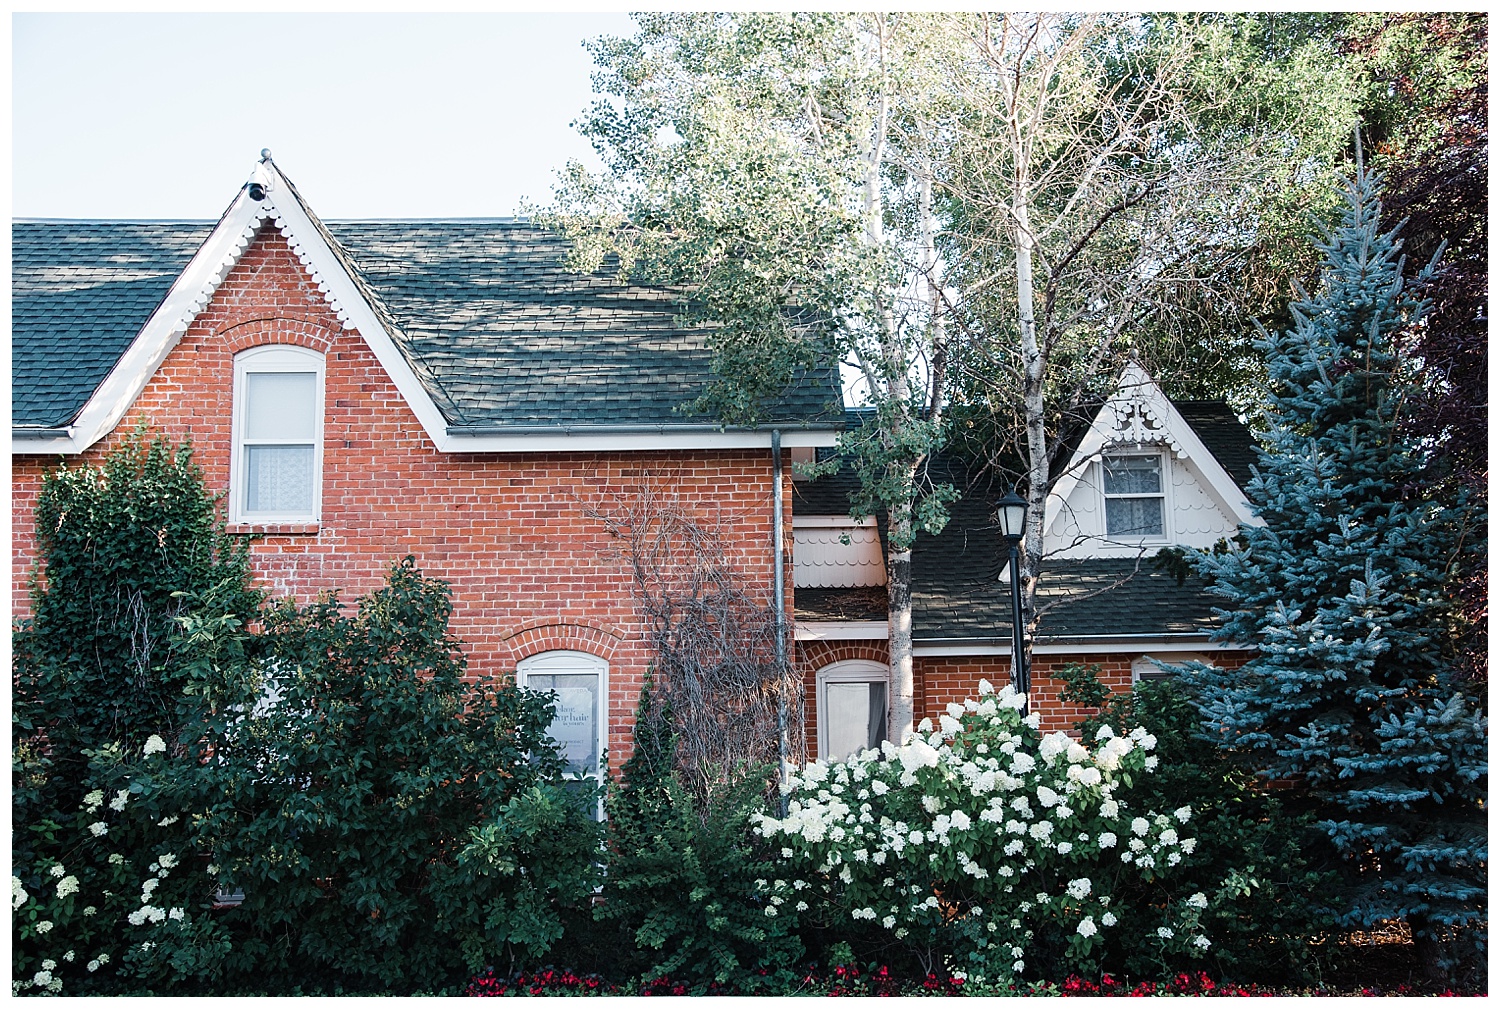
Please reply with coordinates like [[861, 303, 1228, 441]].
[[1102, 453, 1165, 539], [230, 346, 324, 524]]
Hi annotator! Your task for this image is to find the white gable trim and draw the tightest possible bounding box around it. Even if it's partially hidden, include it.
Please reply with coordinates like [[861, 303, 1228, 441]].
[[1042, 360, 1260, 543], [12, 158, 455, 457]]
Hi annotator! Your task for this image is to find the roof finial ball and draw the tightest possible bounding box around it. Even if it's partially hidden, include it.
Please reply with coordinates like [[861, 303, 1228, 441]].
[[260, 148, 273, 163]]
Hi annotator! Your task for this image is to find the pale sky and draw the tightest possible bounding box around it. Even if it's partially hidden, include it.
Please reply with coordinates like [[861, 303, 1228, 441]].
[[13, 12, 639, 220]]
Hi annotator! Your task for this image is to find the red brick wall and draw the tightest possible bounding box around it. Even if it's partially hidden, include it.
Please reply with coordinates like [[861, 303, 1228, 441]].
[[796, 641, 1250, 756], [11, 224, 791, 768]]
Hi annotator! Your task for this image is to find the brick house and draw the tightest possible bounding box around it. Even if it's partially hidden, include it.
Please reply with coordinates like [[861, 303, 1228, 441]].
[[12, 155, 1255, 774]]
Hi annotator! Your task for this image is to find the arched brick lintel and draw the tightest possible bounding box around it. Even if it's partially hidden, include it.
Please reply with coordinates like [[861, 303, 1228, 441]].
[[220, 316, 340, 356], [500, 621, 625, 666]]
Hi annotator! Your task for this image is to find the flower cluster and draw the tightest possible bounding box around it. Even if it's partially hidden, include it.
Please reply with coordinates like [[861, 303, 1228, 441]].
[[752, 681, 1211, 981]]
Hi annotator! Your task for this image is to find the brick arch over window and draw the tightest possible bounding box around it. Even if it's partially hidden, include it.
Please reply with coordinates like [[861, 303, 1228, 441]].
[[500, 621, 625, 667], [220, 317, 339, 356]]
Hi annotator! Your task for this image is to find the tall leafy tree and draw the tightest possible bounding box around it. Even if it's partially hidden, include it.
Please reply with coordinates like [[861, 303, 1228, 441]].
[[1185, 164, 1487, 975], [548, 13, 960, 737]]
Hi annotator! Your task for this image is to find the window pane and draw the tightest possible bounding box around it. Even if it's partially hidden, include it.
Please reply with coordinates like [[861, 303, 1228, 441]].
[[528, 673, 599, 777], [245, 372, 317, 441], [1106, 496, 1164, 536], [245, 445, 313, 514], [825, 681, 887, 760], [1103, 455, 1161, 495]]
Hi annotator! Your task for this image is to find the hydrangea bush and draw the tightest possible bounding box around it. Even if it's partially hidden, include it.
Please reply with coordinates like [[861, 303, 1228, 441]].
[[753, 681, 1211, 983]]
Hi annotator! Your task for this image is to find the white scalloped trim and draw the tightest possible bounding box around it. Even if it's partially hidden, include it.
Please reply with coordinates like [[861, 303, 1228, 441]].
[[170, 201, 356, 335], [262, 203, 357, 329]]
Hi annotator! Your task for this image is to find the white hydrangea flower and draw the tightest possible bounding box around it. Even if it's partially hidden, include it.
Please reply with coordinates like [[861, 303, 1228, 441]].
[[12, 877, 27, 911], [1009, 752, 1036, 774], [978, 678, 995, 696], [1144, 755, 1159, 770], [950, 810, 971, 831], [1066, 742, 1089, 764], [870, 779, 890, 796], [1159, 828, 1179, 846], [1038, 732, 1071, 762], [83, 906, 97, 916], [1098, 832, 1117, 849], [1174, 805, 1192, 823], [1157, 926, 1174, 939], [1181, 838, 1197, 855], [1094, 724, 1115, 741], [87, 960, 100, 973], [917, 718, 934, 733], [796, 901, 808, 912], [31, 970, 52, 988], [1066, 878, 1092, 899], [921, 795, 941, 814], [48, 865, 65, 878], [882, 915, 896, 929], [158, 816, 179, 827], [35, 920, 53, 934], [1101, 911, 1117, 926], [1028, 820, 1053, 841], [1004, 839, 1024, 856], [1100, 798, 1119, 818], [1131, 817, 1150, 836], [143, 734, 167, 756], [1194, 935, 1212, 949], [82, 789, 104, 811], [56, 876, 79, 899], [764, 906, 778, 917], [1168, 852, 1182, 866], [1035, 785, 1060, 807], [157, 853, 178, 870], [1187, 892, 1208, 909], [1076, 916, 1098, 937], [939, 714, 963, 736], [89, 822, 109, 837], [109, 790, 130, 812], [1012, 959, 1025, 973]]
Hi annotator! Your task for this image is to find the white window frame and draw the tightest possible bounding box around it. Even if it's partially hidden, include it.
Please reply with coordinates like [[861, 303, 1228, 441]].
[[1132, 652, 1217, 684], [517, 650, 608, 818], [1100, 450, 1171, 544], [815, 660, 890, 761], [229, 345, 325, 524]]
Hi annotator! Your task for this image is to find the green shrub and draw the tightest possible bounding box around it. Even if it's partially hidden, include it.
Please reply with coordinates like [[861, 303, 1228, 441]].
[[593, 684, 803, 990], [12, 433, 260, 996], [1057, 662, 1342, 982], [137, 557, 604, 992]]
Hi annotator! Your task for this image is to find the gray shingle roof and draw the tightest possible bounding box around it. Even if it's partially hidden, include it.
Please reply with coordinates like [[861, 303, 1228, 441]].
[[13, 221, 212, 427], [794, 407, 1253, 642], [12, 216, 843, 431]]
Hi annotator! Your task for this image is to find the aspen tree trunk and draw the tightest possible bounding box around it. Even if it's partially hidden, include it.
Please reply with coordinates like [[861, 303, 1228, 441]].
[[1013, 196, 1047, 674]]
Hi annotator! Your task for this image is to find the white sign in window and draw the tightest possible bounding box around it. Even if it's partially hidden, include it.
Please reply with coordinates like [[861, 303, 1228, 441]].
[[518, 652, 608, 818], [1103, 453, 1165, 538]]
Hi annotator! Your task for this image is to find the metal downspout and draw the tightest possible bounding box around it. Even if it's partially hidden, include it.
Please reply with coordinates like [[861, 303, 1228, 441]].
[[773, 430, 789, 815]]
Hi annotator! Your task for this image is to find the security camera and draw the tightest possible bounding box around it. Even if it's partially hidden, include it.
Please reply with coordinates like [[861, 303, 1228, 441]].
[[247, 182, 267, 201]]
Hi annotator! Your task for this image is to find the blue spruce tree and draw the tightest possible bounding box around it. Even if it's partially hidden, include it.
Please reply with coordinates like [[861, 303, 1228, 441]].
[[1186, 163, 1487, 974]]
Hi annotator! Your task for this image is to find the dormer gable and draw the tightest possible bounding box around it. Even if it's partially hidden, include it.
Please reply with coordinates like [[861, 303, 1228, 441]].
[[1043, 361, 1261, 559]]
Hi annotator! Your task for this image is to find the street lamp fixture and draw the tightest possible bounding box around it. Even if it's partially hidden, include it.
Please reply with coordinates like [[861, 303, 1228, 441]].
[[996, 487, 1030, 710]]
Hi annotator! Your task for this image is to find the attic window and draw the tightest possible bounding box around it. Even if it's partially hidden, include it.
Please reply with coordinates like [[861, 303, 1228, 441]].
[[1102, 453, 1165, 539], [231, 346, 324, 524]]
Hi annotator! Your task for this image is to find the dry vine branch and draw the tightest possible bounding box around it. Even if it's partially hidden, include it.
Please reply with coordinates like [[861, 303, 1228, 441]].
[[590, 485, 803, 802]]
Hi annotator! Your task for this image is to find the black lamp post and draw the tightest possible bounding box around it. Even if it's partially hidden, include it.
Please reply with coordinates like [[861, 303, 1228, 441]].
[[996, 488, 1030, 710]]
